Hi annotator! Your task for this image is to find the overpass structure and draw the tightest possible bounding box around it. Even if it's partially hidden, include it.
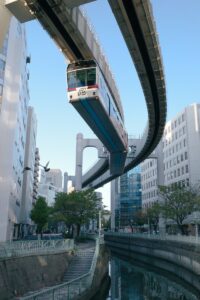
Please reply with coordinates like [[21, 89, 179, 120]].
[[1, 0, 167, 189]]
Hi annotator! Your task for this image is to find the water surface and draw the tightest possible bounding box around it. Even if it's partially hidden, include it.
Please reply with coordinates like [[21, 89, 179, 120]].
[[104, 255, 199, 300]]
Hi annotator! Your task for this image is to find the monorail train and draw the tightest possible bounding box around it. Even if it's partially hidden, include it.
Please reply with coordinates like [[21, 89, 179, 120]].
[[67, 59, 128, 174]]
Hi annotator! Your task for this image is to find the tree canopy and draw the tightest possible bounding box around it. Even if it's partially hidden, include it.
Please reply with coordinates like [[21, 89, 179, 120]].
[[30, 196, 49, 235], [146, 201, 161, 233], [159, 185, 200, 234], [53, 189, 100, 236]]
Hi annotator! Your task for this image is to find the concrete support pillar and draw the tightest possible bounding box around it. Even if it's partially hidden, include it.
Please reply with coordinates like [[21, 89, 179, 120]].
[[63, 172, 68, 193], [75, 133, 83, 190], [75, 133, 107, 191], [111, 178, 119, 231]]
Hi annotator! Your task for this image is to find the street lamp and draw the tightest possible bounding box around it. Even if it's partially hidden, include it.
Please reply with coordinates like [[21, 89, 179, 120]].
[[98, 210, 102, 238]]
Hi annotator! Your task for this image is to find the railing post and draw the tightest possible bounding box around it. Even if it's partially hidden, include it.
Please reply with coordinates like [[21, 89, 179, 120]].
[[68, 284, 70, 300], [79, 279, 81, 294]]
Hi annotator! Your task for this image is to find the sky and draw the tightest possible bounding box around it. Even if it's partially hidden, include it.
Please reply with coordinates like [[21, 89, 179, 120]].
[[26, 0, 200, 209]]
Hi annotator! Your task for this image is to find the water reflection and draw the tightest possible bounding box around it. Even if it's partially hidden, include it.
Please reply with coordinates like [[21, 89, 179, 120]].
[[106, 255, 199, 300]]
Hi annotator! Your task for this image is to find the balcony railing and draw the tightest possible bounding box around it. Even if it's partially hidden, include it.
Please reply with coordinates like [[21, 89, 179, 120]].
[[0, 239, 74, 259]]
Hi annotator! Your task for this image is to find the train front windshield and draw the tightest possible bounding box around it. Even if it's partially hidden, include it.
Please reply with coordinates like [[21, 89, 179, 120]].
[[68, 68, 96, 89]]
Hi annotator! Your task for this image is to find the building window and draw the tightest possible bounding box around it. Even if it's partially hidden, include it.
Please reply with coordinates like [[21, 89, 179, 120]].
[[0, 34, 8, 56], [0, 84, 3, 108], [173, 158, 176, 165], [0, 59, 5, 80], [0, 84, 3, 96], [185, 152, 188, 160], [185, 165, 189, 173], [182, 166, 184, 175]]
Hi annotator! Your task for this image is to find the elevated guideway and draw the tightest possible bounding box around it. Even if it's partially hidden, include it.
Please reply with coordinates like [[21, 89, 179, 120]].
[[82, 0, 167, 188], [82, 158, 109, 188], [82, 137, 140, 189], [3, 0, 167, 188]]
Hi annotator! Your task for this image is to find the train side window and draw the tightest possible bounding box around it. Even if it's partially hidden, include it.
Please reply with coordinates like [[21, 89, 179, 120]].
[[110, 103, 115, 117], [107, 94, 111, 114], [100, 78, 103, 89], [67, 71, 77, 88]]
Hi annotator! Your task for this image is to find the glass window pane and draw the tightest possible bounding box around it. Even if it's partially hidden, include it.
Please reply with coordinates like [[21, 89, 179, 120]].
[[87, 68, 96, 86], [0, 59, 5, 70], [67, 72, 76, 88], [76, 70, 86, 87], [0, 60, 4, 69]]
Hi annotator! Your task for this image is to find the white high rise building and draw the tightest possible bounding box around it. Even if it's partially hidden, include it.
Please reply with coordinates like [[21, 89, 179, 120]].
[[20, 107, 37, 235], [45, 169, 62, 189], [141, 103, 200, 208], [163, 103, 200, 187], [0, 18, 30, 241], [38, 169, 63, 206], [141, 142, 164, 208]]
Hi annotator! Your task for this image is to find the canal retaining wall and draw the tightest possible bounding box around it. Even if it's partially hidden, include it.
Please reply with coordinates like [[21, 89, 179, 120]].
[[0, 252, 74, 299], [104, 234, 200, 293]]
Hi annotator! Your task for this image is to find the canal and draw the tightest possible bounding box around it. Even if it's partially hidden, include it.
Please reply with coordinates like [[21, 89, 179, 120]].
[[98, 254, 200, 300]]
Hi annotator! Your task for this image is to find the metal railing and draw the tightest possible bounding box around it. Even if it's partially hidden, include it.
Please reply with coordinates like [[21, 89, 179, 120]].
[[0, 239, 74, 259], [105, 232, 200, 245], [19, 238, 101, 300]]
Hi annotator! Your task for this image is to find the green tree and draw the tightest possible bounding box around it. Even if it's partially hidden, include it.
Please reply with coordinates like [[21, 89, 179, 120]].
[[146, 202, 161, 233], [30, 196, 49, 236], [53, 189, 99, 236], [128, 210, 146, 232], [159, 185, 200, 234]]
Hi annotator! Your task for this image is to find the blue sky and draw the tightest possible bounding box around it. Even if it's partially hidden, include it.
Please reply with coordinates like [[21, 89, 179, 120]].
[[26, 0, 200, 208]]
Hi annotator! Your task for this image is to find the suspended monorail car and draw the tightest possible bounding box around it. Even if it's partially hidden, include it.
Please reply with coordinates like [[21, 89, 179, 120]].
[[67, 59, 128, 175]]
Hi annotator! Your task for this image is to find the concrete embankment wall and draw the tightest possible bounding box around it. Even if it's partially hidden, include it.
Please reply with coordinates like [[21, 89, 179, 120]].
[[105, 234, 200, 293], [0, 252, 73, 300]]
